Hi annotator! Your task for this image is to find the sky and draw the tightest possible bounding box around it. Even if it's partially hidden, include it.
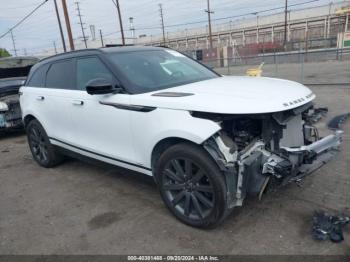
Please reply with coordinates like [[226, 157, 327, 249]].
[[0, 0, 340, 56]]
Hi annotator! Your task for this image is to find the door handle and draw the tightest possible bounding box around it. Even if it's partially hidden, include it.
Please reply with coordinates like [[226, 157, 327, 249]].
[[36, 96, 45, 101], [72, 100, 84, 106]]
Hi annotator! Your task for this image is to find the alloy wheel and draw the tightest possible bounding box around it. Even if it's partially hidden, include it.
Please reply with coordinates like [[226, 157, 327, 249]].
[[29, 126, 49, 164], [162, 158, 215, 220]]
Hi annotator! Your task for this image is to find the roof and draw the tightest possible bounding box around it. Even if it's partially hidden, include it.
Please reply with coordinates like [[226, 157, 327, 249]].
[[27, 45, 167, 80], [38, 45, 164, 64], [100, 45, 164, 53]]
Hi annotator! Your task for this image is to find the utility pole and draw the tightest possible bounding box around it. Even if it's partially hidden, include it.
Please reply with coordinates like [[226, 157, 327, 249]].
[[23, 48, 27, 56], [61, 0, 75, 50], [75, 1, 88, 48], [53, 41, 58, 54], [159, 4, 166, 46], [53, 0, 66, 52], [99, 29, 104, 47], [284, 0, 288, 49], [205, 0, 214, 50], [112, 0, 125, 45], [10, 30, 18, 56]]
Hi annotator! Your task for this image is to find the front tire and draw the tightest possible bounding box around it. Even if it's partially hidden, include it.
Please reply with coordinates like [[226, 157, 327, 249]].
[[26, 119, 64, 168], [155, 143, 228, 228]]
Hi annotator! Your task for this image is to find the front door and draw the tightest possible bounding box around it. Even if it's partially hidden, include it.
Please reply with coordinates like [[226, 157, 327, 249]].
[[66, 56, 142, 171]]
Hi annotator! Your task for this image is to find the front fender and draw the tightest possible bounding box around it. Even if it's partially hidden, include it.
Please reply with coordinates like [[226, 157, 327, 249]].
[[130, 108, 221, 169]]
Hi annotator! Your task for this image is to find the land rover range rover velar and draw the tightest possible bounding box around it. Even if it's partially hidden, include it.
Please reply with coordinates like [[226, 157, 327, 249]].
[[20, 47, 342, 227]]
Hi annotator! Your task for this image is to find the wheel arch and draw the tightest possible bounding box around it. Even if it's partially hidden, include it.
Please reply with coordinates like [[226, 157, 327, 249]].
[[23, 114, 37, 128], [151, 137, 198, 172]]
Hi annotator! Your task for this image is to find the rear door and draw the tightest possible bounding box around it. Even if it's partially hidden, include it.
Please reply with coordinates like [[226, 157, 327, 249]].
[[22, 59, 76, 143]]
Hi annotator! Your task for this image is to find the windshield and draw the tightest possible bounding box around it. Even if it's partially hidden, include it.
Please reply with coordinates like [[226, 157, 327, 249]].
[[108, 49, 219, 94]]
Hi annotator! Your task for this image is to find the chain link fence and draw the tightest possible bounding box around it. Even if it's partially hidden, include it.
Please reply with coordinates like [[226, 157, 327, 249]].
[[198, 44, 350, 85]]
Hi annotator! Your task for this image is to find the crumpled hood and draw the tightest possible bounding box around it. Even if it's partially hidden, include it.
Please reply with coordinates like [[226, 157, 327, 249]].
[[130, 76, 315, 114]]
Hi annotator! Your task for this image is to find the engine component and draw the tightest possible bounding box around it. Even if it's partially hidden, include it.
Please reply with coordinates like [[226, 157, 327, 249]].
[[303, 107, 328, 124], [230, 118, 262, 150], [262, 155, 292, 179]]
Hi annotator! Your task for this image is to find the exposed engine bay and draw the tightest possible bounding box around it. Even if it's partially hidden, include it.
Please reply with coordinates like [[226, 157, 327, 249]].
[[194, 102, 342, 208]]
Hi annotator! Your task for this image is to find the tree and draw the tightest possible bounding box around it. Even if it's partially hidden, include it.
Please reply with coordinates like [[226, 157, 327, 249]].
[[0, 48, 11, 57]]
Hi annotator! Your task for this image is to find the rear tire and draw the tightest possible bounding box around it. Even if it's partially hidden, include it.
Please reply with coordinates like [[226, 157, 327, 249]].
[[155, 143, 228, 228], [26, 119, 64, 168]]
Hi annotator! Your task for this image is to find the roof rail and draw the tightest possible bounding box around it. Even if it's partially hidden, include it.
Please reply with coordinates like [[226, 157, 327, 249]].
[[105, 44, 134, 47]]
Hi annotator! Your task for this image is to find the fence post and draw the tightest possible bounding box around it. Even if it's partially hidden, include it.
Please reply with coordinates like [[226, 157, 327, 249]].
[[274, 49, 278, 77], [300, 51, 305, 84], [340, 31, 344, 61], [227, 58, 230, 75]]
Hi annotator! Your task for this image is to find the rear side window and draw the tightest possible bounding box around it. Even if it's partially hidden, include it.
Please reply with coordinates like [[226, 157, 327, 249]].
[[26, 64, 49, 87], [46, 59, 75, 89]]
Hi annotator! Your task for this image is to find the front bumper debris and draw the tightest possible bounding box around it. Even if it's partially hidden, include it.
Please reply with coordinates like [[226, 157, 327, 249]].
[[206, 130, 343, 208], [281, 130, 342, 155], [263, 131, 342, 184], [279, 130, 342, 182]]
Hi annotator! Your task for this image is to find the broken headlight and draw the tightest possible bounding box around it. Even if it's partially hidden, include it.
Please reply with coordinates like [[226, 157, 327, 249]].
[[0, 102, 9, 112]]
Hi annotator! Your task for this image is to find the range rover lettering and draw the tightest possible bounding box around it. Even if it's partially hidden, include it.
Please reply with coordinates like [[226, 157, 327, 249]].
[[20, 47, 342, 227]]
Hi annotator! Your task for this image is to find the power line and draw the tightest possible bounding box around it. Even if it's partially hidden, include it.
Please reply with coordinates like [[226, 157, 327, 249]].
[[0, 0, 49, 39], [73, 0, 325, 37], [138, 0, 322, 30], [103, 0, 322, 36], [203, 0, 321, 24], [0, 1, 44, 10], [79, 0, 329, 40], [1, 0, 332, 55]]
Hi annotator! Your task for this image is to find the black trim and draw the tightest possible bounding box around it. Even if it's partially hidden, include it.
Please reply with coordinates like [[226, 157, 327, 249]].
[[49, 137, 152, 171], [99, 101, 156, 112]]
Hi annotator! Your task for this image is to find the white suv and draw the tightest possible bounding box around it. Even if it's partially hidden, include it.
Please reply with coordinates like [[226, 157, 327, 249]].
[[20, 47, 342, 227]]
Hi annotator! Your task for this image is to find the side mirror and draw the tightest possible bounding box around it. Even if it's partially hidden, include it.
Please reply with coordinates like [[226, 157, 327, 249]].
[[86, 78, 117, 95]]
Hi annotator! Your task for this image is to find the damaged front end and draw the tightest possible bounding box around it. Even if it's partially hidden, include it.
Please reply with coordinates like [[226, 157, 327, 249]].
[[195, 102, 342, 208], [0, 56, 38, 132], [0, 78, 25, 132], [0, 93, 22, 131]]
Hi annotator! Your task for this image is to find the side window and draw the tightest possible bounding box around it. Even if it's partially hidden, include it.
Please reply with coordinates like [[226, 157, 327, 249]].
[[26, 64, 49, 87], [46, 59, 75, 89], [76, 57, 114, 90]]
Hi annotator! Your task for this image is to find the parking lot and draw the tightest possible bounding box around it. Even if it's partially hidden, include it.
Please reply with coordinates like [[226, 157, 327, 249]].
[[1, 64, 350, 255]]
